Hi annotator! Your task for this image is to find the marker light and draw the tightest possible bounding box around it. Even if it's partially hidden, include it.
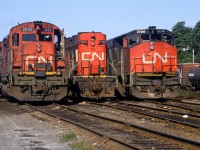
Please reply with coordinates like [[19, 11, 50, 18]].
[[150, 42, 154, 51]]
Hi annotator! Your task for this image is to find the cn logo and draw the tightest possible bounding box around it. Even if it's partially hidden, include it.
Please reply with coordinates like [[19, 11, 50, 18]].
[[82, 52, 105, 61], [142, 52, 169, 64], [26, 56, 52, 66]]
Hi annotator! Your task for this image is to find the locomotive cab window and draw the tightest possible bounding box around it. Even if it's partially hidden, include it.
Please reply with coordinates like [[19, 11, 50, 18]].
[[128, 34, 138, 46], [12, 33, 19, 46], [39, 34, 52, 42], [163, 34, 173, 44], [141, 34, 149, 41], [79, 40, 88, 45], [54, 29, 62, 59], [54, 29, 61, 45], [22, 34, 36, 41], [151, 34, 161, 41]]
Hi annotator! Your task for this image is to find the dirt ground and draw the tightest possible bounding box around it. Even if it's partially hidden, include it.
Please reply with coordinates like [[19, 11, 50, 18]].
[[0, 101, 70, 150]]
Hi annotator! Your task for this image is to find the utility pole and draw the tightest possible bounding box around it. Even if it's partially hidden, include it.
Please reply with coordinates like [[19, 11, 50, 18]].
[[193, 49, 194, 63], [182, 46, 195, 63]]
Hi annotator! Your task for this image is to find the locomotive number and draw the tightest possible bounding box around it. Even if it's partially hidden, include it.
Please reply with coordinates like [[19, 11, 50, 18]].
[[82, 52, 105, 61], [42, 28, 52, 32], [137, 30, 145, 33], [21, 27, 34, 32]]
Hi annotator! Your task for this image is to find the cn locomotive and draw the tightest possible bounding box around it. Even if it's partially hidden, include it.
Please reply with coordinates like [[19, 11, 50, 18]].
[[107, 26, 180, 99], [0, 21, 68, 101], [65, 32, 117, 100]]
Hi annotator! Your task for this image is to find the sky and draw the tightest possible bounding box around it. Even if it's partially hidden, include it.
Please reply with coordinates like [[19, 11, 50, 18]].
[[0, 0, 199, 40]]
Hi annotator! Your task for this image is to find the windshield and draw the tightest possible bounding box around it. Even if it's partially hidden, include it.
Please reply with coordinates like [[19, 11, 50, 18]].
[[151, 34, 161, 41], [22, 34, 36, 41], [163, 34, 173, 44], [140, 33, 173, 44], [39, 34, 52, 42], [141, 34, 149, 41]]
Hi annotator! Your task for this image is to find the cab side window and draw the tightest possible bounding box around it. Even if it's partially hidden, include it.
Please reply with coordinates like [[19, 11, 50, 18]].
[[12, 33, 19, 46], [128, 34, 138, 46], [163, 34, 172, 44], [39, 34, 52, 41]]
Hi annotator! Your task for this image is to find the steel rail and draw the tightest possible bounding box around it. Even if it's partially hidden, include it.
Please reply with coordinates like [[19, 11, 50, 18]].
[[118, 101, 200, 118], [171, 100, 200, 107], [89, 102, 200, 128], [171, 99, 200, 106], [25, 103, 142, 150], [57, 103, 200, 147], [144, 100, 200, 113]]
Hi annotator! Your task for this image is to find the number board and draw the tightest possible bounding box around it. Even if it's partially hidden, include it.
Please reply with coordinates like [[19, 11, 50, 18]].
[[137, 30, 146, 34], [42, 28, 52, 32], [21, 28, 34, 32]]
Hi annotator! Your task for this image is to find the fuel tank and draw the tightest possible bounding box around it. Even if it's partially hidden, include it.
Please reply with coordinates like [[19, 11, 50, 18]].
[[188, 67, 200, 89]]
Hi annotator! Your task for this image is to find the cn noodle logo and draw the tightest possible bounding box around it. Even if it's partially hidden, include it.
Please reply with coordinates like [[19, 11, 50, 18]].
[[142, 52, 172, 64], [26, 56, 53, 66], [81, 52, 105, 61]]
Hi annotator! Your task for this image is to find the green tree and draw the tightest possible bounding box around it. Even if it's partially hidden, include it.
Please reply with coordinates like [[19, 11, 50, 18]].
[[192, 21, 200, 56], [172, 21, 192, 63]]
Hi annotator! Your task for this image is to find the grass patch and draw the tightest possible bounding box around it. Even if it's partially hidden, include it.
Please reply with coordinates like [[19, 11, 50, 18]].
[[60, 132, 77, 142], [179, 89, 200, 99], [71, 141, 92, 150], [59, 132, 93, 150]]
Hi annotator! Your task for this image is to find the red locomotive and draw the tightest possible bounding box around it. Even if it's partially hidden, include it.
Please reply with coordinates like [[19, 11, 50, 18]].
[[65, 32, 117, 100], [107, 26, 180, 99], [0, 21, 68, 101]]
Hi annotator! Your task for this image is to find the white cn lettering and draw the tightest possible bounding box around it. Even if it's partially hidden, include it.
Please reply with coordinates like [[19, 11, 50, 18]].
[[26, 56, 52, 66], [142, 52, 168, 64], [82, 52, 104, 61]]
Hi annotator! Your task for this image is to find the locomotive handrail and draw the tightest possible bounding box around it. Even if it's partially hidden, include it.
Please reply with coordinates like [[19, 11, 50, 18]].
[[69, 59, 111, 77], [20, 52, 61, 72], [132, 56, 176, 73], [69, 60, 83, 78], [107, 60, 118, 74]]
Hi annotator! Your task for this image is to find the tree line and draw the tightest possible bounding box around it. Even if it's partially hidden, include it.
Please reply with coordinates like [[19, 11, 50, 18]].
[[172, 21, 200, 63]]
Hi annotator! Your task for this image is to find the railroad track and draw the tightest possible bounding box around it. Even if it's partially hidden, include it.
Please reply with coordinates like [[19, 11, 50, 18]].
[[144, 100, 200, 113], [25, 102, 200, 150], [173, 100, 200, 106], [119, 101, 200, 118], [170, 100, 200, 109], [88, 101, 200, 128]]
